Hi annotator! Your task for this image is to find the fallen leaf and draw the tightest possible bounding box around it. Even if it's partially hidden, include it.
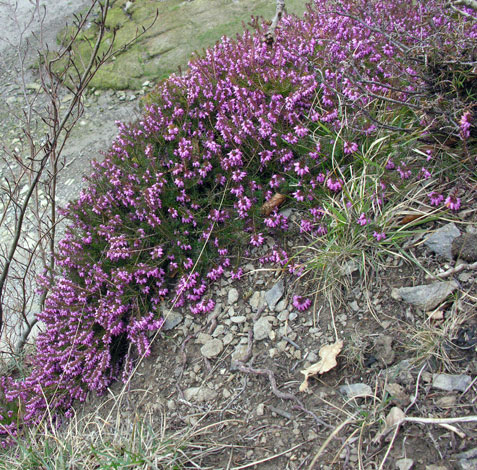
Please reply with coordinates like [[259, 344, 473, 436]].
[[261, 193, 286, 216], [426, 309, 444, 321], [299, 339, 343, 392], [399, 213, 425, 225], [374, 407, 405, 442]]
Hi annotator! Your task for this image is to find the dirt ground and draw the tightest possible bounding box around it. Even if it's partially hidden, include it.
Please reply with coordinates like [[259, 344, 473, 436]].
[[76, 211, 477, 469]]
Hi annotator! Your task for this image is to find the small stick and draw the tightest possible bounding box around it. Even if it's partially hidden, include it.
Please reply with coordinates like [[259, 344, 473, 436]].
[[435, 261, 477, 279]]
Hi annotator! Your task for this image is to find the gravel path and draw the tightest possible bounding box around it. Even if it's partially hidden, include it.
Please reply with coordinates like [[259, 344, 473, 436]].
[[0, 0, 141, 351]]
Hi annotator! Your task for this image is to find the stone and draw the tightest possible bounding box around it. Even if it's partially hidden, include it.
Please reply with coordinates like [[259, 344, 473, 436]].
[[249, 291, 264, 310], [184, 386, 217, 403], [339, 383, 373, 399], [275, 299, 288, 313], [425, 466, 448, 470], [391, 281, 458, 311], [212, 325, 225, 337], [223, 332, 234, 345], [254, 317, 272, 341], [375, 335, 395, 366], [452, 233, 477, 262], [228, 288, 239, 304], [385, 383, 409, 405], [396, 458, 414, 470], [456, 459, 477, 470], [200, 339, 224, 359], [265, 279, 285, 310], [277, 311, 289, 322], [161, 310, 183, 331], [231, 344, 249, 363], [432, 373, 472, 392], [256, 403, 265, 416], [196, 332, 213, 344], [424, 223, 460, 260], [230, 315, 247, 324], [455, 448, 477, 460]]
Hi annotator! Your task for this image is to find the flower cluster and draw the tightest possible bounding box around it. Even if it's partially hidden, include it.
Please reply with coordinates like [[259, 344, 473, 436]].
[[1, 0, 475, 441]]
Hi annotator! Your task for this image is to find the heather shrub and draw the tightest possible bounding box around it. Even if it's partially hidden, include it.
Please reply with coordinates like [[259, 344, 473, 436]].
[[1, 0, 475, 442]]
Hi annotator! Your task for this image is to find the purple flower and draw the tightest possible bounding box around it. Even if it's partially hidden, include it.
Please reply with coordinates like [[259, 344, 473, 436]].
[[428, 192, 444, 206], [373, 231, 386, 241], [445, 195, 461, 211], [292, 295, 312, 312], [357, 213, 368, 226], [343, 141, 358, 155], [459, 111, 471, 140]]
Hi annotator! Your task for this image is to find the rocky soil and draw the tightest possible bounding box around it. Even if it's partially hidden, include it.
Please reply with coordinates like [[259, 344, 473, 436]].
[[0, 2, 476, 469], [76, 217, 477, 470]]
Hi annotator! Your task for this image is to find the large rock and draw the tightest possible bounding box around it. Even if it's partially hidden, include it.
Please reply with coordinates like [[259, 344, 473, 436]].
[[452, 233, 477, 262], [424, 223, 460, 260], [391, 281, 458, 311]]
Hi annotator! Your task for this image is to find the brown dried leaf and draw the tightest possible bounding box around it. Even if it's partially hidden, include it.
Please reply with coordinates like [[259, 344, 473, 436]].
[[426, 309, 444, 321], [399, 213, 425, 225], [374, 407, 405, 443], [261, 193, 286, 216], [299, 339, 343, 392]]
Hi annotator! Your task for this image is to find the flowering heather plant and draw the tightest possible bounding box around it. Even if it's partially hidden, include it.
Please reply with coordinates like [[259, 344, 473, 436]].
[[1, 0, 476, 441]]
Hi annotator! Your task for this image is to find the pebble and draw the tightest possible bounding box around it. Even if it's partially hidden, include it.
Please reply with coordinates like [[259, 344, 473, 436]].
[[196, 332, 213, 344], [288, 311, 298, 321], [391, 281, 458, 311], [375, 335, 395, 366], [230, 315, 246, 323], [228, 288, 239, 305], [339, 383, 372, 399], [432, 373, 472, 392], [254, 317, 272, 341], [424, 223, 460, 260], [222, 332, 234, 345], [277, 311, 288, 322], [184, 386, 218, 403], [231, 344, 249, 362], [249, 291, 264, 310], [212, 324, 225, 337], [396, 458, 414, 470], [265, 279, 284, 310], [162, 310, 183, 331], [275, 299, 287, 312], [256, 403, 265, 416], [385, 383, 409, 405], [201, 339, 224, 358]]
